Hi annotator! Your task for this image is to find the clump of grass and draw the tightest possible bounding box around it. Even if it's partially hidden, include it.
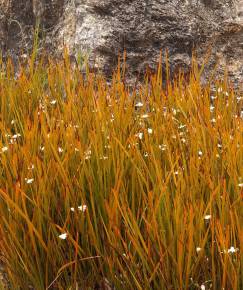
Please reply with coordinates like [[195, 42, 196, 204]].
[[0, 50, 242, 290]]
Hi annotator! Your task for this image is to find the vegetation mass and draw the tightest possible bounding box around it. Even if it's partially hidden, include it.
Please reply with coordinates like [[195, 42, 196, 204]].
[[0, 50, 242, 290]]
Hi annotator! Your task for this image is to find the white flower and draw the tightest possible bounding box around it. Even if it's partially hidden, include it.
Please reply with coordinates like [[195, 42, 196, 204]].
[[201, 284, 206, 290], [196, 247, 202, 253], [58, 147, 64, 153], [40, 146, 45, 151], [74, 148, 80, 152], [110, 113, 115, 122], [25, 178, 34, 184], [1, 146, 8, 153], [198, 150, 203, 156], [227, 246, 238, 254], [84, 149, 92, 160], [147, 128, 153, 134], [135, 102, 143, 107], [178, 124, 186, 129], [50, 99, 57, 105], [204, 215, 211, 220], [70, 207, 75, 212], [141, 114, 149, 119], [217, 87, 223, 93], [159, 144, 167, 151], [78, 205, 87, 212], [136, 132, 143, 140], [28, 164, 35, 170], [59, 233, 67, 240], [172, 108, 177, 115], [12, 134, 21, 139], [210, 105, 215, 112], [236, 96, 242, 102], [100, 156, 108, 160], [238, 183, 243, 188]]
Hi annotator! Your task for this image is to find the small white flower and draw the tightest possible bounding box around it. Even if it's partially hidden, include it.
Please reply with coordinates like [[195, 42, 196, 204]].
[[25, 178, 34, 184], [50, 99, 57, 105], [172, 108, 177, 115], [210, 105, 215, 112], [100, 156, 108, 160], [74, 148, 79, 152], [227, 246, 238, 254], [147, 128, 153, 134], [28, 164, 35, 170], [201, 284, 206, 290], [178, 124, 186, 129], [78, 205, 87, 212], [84, 149, 92, 160], [159, 144, 167, 151], [11, 120, 16, 125], [196, 247, 202, 253], [238, 183, 243, 188], [141, 114, 149, 119], [217, 87, 223, 93], [40, 146, 45, 151], [59, 233, 67, 240], [110, 113, 115, 122], [70, 207, 75, 212], [204, 215, 211, 220], [1, 146, 8, 153], [211, 118, 216, 123], [198, 150, 203, 156], [12, 134, 21, 139], [58, 147, 64, 153], [136, 132, 143, 140], [236, 96, 242, 102], [135, 102, 143, 107], [144, 152, 149, 157]]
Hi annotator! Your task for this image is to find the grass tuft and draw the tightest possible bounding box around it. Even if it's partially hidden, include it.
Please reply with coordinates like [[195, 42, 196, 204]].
[[0, 51, 242, 290]]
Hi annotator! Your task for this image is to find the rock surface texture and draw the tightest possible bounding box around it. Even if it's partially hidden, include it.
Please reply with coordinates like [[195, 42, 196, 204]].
[[0, 0, 243, 85]]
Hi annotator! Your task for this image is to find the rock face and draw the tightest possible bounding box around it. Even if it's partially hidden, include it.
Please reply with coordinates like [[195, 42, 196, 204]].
[[0, 0, 243, 85]]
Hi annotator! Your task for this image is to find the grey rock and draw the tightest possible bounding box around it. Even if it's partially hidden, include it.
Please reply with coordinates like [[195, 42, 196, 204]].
[[0, 0, 243, 86]]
